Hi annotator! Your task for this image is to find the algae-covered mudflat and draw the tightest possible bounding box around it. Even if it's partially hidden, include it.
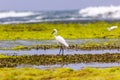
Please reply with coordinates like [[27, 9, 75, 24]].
[[0, 21, 119, 40], [0, 67, 120, 80], [0, 53, 120, 79], [0, 53, 120, 67], [1, 1, 120, 79], [0, 21, 119, 80]]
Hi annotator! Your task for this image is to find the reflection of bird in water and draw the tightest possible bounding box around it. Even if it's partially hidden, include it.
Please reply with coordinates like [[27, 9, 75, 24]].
[[52, 29, 69, 55], [107, 26, 118, 31]]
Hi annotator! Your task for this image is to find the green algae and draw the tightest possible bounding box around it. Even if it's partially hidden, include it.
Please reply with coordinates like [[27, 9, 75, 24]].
[[0, 21, 119, 40], [0, 67, 120, 80], [0, 53, 120, 67]]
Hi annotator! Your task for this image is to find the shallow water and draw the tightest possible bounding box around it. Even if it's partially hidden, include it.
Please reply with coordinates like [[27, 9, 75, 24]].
[[16, 62, 120, 70], [0, 39, 119, 48], [0, 39, 119, 70], [0, 39, 119, 55], [0, 49, 119, 56]]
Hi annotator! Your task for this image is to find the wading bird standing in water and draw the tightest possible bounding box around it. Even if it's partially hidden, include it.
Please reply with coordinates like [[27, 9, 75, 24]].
[[52, 29, 69, 55]]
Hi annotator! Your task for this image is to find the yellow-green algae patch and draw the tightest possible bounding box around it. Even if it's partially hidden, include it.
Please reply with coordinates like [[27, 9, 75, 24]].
[[0, 21, 119, 40], [0, 54, 12, 58], [0, 67, 120, 80]]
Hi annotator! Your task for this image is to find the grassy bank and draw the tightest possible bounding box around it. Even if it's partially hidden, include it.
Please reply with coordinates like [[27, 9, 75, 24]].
[[0, 21, 119, 40], [0, 67, 120, 80]]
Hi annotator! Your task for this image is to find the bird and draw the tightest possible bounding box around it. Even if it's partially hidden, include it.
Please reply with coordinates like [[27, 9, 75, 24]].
[[52, 29, 69, 55], [107, 26, 118, 31]]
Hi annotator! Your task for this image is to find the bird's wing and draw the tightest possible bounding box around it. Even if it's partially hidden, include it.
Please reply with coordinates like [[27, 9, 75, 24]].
[[55, 36, 69, 47]]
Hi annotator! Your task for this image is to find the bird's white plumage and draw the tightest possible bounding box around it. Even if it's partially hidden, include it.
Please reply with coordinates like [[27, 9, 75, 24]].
[[107, 26, 118, 31], [55, 35, 69, 47], [52, 29, 69, 54], [52, 29, 69, 47]]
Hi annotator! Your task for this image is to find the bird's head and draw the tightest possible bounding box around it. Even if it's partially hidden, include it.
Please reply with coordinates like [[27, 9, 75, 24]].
[[51, 29, 57, 35]]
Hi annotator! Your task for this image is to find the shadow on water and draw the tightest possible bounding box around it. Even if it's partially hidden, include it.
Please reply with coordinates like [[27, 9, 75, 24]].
[[16, 62, 120, 70]]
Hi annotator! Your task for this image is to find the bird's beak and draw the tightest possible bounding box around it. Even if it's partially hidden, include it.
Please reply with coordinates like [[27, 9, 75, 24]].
[[51, 31, 54, 34], [50, 31, 54, 37]]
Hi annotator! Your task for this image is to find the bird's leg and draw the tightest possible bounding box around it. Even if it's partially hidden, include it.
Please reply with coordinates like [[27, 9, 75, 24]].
[[61, 46, 64, 55], [59, 46, 62, 54]]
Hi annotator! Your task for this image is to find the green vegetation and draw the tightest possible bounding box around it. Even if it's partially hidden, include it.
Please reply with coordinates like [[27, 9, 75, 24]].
[[0, 53, 120, 67], [0, 21, 119, 40], [0, 67, 120, 80]]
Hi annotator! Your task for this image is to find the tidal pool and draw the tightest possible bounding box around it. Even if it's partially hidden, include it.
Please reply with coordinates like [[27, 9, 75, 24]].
[[16, 62, 120, 70]]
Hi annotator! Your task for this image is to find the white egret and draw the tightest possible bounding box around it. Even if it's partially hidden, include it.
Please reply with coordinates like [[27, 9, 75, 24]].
[[107, 26, 118, 31], [52, 29, 69, 55]]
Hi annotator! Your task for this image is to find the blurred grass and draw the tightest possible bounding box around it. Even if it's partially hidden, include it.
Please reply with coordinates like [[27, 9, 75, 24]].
[[0, 21, 119, 40], [0, 67, 120, 80]]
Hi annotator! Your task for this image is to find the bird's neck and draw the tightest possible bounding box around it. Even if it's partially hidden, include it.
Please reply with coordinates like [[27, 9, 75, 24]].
[[54, 33, 57, 36]]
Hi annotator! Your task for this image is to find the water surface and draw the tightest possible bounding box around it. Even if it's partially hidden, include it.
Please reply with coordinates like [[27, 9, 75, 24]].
[[0, 39, 119, 55], [0, 49, 119, 56], [0, 39, 119, 48], [16, 62, 120, 70]]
